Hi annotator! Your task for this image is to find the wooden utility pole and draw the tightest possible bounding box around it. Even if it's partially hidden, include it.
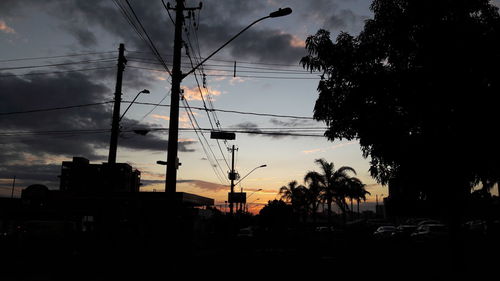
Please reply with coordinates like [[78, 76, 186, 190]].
[[229, 145, 238, 214], [10, 176, 16, 198], [108, 43, 126, 164], [165, 0, 184, 197], [165, 0, 201, 196]]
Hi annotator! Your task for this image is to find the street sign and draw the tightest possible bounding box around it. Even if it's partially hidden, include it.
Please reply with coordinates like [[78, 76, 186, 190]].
[[210, 131, 236, 140], [228, 192, 246, 203]]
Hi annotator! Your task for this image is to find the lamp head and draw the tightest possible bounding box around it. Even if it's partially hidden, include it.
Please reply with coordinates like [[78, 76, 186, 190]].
[[133, 129, 150, 136], [269, 7, 292, 18], [141, 89, 150, 94], [260, 164, 267, 168]]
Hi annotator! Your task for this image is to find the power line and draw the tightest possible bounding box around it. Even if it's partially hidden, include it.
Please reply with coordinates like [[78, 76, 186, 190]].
[[0, 101, 113, 116], [0, 128, 325, 138], [126, 65, 319, 80], [126, 57, 314, 74], [0, 51, 117, 63], [0, 99, 315, 120], [126, 49, 315, 68], [0, 58, 116, 71], [181, 98, 229, 184], [126, 101, 315, 120], [184, 30, 231, 171], [118, 0, 172, 77], [0, 129, 110, 137], [207, 74, 320, 80], [0, 66, 115, 78]]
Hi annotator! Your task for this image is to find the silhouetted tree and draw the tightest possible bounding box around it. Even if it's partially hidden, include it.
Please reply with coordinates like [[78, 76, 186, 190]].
[[259, 199, 293, 231], [279, 180, 309, 223], [346, 178, 370, 219], [306, 159, 357, 225], [301, 0, 500, 219], [304, 171, 323, 224]]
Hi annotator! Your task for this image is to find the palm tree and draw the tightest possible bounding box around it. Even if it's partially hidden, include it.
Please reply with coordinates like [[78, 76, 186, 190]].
[[279, 180, 308, 222], [304, 171, 323, 224], [308, 158, 357, 225], [345, 177, 370, 220]]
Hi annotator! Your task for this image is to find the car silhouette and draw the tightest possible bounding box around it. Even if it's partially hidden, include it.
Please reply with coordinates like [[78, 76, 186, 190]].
[[410, 224, 448, 242], [373, 225, 397, 239]]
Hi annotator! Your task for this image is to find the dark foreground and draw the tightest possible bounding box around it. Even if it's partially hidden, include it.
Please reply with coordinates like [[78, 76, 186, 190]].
[[1, 222, 498, 280]]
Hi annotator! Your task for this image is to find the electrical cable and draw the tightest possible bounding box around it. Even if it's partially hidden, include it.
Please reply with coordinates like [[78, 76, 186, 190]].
[[0, 51, 117, 63], [0, 58, 116, 71], [0, 101, 113, 116], [0, 66, 115, 78]]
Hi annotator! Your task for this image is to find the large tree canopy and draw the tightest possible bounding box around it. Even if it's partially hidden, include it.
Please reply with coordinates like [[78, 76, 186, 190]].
[[302, 0, 500, 200]]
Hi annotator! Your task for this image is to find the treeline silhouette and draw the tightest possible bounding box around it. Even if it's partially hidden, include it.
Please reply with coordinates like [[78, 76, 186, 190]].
[[275, 158, 369, 225]]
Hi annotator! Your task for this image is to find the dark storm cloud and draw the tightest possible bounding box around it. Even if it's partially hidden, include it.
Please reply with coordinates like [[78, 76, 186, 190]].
[[177, 179, 228, 192], [226, 28, 305, 64], [230, 121, 295, 139], [66, 26, 98, 48], [0, 71, 194, 155], [0, 163, 61, 195], [0, 71, 195, 189], [302, 0, 366, 33], [0, 164, 61, 184], [0, 0, 305, 65], [0, 0, 24, 16], [269, 118, 317, 127], [59, 0, 173, 51]]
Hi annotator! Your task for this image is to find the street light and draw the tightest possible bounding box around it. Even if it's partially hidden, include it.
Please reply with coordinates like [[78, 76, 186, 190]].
[[234, 165, 266, 213], [165, 4, 292, 195], [235, 165, 267, 186], [119, 89, 150, 122], [246, 198, 261, 212], [247, 188, 263, 201], [108, 89, 150, 164], [244, 189, 262, 212], [182, 8, 292, 79]]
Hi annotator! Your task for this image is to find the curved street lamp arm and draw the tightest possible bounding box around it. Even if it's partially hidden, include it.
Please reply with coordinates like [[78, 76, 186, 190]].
[[235, 165, 266, 186], [119, 89, 149, 122], [181, 7, 292, 80], [182, 16, 269, 80]]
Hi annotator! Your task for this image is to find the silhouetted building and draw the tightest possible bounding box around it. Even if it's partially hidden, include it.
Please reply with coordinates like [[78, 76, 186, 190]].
[[59, 157, 141, 193]]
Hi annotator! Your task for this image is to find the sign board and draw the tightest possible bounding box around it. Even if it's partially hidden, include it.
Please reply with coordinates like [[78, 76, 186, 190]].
[[210, 131, 236, 140], [228, 192, 246, 204]]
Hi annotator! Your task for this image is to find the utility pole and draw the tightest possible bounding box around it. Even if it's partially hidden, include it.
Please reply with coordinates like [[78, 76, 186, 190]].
[[165, 0, 202, 196], [108, 43, 126, 164], [228, 145, 238, 214], [164, 2, 289, 198], [10, 176, 16, 198], [165, 0, 185, 197]]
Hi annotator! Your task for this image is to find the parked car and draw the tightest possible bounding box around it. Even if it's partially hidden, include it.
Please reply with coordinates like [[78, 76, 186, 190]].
[[417, 219, 441, 226], [237, 227, 254, 238], [463, 220, 487, 235], [392, 224, 418, 240], [411, 224, 448, 242], [373, 225, 397, 239], [315, 226, 335, 233]]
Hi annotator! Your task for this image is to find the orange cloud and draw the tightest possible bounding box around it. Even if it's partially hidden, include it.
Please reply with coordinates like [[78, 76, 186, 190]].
[[182, 86, 222, 101], [0, 20, 15, 34], [302, 148, 323, 154], [290, 35, 306, 48], [151, 112, 198, 128], [151, 114, 169, 121], [330, 141, 357, 150]]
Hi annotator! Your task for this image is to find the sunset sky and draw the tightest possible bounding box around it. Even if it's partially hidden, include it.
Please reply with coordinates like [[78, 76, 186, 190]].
[[2, 0, 498, 213]]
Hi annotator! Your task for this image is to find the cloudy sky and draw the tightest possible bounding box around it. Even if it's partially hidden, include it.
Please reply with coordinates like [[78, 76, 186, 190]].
[[2, 0, 463, 212]]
